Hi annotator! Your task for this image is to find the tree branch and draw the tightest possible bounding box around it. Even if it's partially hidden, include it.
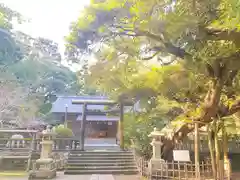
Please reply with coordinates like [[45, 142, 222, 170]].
[[142, 51, 161, 60], [111, 25, 193, 60], [136, 30, 191, 59], [206, 27, 240, 46], [171, 77, 223, 143], [220, 99, 240, 117]]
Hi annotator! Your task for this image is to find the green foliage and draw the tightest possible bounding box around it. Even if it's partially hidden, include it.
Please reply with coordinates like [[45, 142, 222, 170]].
[[0, 4, 23, 65], [124, 113, 166, 159], [0, 3, 22, 29], [0, 4, 84, 126], [38, 103, 52, 115], [53, 124, 73, 137], [4, 30, 83, 117], [9, 59, 81, 95], [64, 0, 240, 150]]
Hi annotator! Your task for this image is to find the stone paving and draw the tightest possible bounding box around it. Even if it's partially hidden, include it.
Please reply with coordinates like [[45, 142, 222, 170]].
[[2, 172, 141, 180]]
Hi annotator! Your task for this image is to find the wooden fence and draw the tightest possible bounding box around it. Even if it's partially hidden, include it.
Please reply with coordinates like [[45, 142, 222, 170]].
[[130, 140, 228, 180], [134, 155, 214, 179]]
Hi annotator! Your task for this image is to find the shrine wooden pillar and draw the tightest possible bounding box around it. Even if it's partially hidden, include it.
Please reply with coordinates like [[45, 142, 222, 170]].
[[119, 102, 124, 150], [80, 103, 87, 151], [194, 122, 200, 179]]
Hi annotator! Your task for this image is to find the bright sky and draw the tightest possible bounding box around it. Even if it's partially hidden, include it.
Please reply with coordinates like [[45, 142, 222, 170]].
[[0, 0, 90, 54]]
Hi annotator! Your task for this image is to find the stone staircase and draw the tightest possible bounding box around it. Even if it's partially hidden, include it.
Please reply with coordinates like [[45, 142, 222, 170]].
[[64, 150, 139, 175]]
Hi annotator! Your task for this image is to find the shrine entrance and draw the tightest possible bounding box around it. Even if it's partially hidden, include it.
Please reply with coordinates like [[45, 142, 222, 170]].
[[86, 121, 117, 138], [72, 99, 132, 151]]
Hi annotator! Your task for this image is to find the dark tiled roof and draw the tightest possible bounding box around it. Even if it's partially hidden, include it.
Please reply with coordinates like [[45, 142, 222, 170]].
[[51, 95, 141, 115], [76, 115, 119, 121], [50, 96, 110, 113]]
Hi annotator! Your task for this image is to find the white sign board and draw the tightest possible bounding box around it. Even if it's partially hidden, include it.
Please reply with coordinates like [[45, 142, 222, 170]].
[[173, 150, 190, 162]]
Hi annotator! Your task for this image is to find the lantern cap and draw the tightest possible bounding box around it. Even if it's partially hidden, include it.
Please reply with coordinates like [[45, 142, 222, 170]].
[[41, 126, 56, 136], [148, 127, 164, 137]]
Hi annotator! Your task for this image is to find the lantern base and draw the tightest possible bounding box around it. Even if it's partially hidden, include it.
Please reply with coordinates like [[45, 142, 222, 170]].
[[29, 158, 56, 179], [148, 158, 166, 174]]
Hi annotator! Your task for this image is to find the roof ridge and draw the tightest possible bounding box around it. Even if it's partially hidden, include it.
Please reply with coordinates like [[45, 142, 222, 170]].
[[57, 95, 108, 99]]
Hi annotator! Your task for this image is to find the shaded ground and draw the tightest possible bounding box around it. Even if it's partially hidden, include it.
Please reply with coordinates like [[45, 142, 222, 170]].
[[2, 172, 141, 180], [232, 172, 240, 180]]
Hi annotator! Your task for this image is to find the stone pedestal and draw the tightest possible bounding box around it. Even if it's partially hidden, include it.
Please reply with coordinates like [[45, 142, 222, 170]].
[[29, 127, 56, 179], [148, 127, 166, 174]]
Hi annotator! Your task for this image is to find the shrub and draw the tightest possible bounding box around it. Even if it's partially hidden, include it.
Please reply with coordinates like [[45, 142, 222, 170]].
[[53, 124, 73, 137]]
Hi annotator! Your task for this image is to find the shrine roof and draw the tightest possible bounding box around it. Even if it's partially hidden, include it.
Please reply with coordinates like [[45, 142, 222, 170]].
[[51, 95, 140, 114], [51, 96, 109, 113], [76, 115, 119, 121]]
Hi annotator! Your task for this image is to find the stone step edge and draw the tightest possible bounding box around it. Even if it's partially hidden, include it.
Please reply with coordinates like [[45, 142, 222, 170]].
[[64, 169, 139, 174], [69, 153, 133, 156], [65, 165, 138, 169], [69, 152, 132, 154], [69, 152, 133, 154], [70, 150, 132, 151], [68, 158, 134, 160], [66, 162, 136, 165], [67, 159, 135, 163], [68, 156, 134, 159]]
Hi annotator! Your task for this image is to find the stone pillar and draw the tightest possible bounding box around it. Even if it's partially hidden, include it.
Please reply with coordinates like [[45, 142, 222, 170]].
[[148, 127, 166, 173]]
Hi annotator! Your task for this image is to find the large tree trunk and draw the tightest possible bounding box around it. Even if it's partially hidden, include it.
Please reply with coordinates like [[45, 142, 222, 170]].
[[207, 124, 217, 179], [194, 122, 200, 179], [162, 80, 222, 159], [222, 121, 228, 161], [214, 120, 220, 179], [222, 121, 231, 179]]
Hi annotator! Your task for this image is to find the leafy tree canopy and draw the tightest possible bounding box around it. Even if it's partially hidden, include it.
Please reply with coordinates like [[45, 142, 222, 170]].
[[66, 0, 240, 156], [0, 4, 23, 65], [0, 4, 84, 124]]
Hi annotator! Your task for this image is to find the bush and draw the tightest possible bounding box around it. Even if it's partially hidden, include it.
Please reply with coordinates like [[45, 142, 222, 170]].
[[53, 124, 73, 137], [124, 113, 167, 159]]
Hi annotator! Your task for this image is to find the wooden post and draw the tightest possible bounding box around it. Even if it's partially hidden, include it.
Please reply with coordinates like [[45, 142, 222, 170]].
[[194, 122, 200, 179], [222, 124, 228, 159], [119, 102, 124, 150], [64, 104, 68, 128], [80, 103, 87, 151]]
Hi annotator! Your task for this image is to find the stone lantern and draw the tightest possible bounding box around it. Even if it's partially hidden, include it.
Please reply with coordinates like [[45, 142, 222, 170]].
[[29, 126, 57, 179], [148, 127, 166, 173], [38, 127, 55, 163]]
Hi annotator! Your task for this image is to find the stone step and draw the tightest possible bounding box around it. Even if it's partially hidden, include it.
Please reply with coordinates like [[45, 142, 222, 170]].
[[70, 150, 132, 154], [64, 169, 139, 175], [65, 150, 137, 175], [67, 158, 134, 163], [69, 154, 134, 158], [67, 162, 136, 166], [70, 151, 133, 155], [74, 146, 121, 151], [66, 165, 138, 171], [68, 156, 134, 161]]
